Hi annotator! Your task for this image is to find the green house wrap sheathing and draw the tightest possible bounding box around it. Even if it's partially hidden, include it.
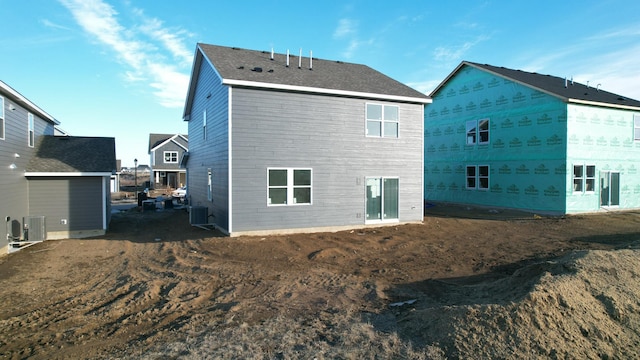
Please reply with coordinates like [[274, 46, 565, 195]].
[[425, 63, 640, 214]]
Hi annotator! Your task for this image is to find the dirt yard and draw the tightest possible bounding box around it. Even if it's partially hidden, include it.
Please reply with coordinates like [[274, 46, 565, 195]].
[[1, 203, 639, 359]]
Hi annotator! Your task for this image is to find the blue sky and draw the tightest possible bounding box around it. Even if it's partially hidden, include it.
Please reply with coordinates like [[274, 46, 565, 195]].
[[3, 0, 640, 167]]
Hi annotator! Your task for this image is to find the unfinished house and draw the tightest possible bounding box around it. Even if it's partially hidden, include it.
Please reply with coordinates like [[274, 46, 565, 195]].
[[424, 61, 640, 214]]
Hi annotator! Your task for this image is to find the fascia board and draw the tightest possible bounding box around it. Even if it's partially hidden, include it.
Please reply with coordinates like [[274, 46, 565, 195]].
[[151, 135, 188, 152], [183, 46, 226, 120], [567, 98, 640, 111], [25, 172, 113, 177], [0, 80, 60, 125], [222, 79, 432, 104]]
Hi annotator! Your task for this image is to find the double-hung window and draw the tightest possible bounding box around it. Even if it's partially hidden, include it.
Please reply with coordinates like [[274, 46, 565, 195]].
[[366, 103, 399, 138], [466, 118, 489, 145], [28, 113, 34, 147], [573, 165, 595, 192], [267, 168, 312, 206], [634, 114, 640, 141], [0, 96, 4, 140], [466, 165, 489, 190], [164, 151, 178, 163]]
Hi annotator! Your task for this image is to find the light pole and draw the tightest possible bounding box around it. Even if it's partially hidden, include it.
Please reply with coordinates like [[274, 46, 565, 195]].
[[134, 158, 138, 203]]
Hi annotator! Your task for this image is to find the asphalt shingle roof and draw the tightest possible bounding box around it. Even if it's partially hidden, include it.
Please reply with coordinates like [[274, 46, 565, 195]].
[[27, 136, 116, 173], [148, 133, 188, 152], [455, 61, 640, 109], [197, 43, 430, 101]]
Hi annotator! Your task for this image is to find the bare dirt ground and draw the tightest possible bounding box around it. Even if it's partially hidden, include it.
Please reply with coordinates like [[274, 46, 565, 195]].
[[1, 203, 640, 359]]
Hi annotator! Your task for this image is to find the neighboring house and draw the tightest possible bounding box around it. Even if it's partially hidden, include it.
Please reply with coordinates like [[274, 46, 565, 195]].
[[26, 136, 116, 240], [182, 43, 431, 236], [111, 159, 121, 193], [148, 133, 188, 189], [424, 61, 640, 214], [0, 80, 116, 253]]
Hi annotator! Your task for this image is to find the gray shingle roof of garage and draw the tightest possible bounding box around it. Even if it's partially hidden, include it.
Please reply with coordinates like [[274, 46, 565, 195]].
[[433, 61, 640, 110], [26, 136, 116, 173], [197, 43, 430, 101]]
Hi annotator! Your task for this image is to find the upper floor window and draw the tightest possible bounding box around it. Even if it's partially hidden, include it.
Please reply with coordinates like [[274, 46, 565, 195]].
[[203, 109, 207, 141], [634, 114, 640, 141], [366, 103, 399, 138], [466, 165, 489, 190], [0, 96, 4, 140], [267, 168, 312, 206], [466, 118, 489, 145], [573, 165, 595, 192], [164, 151, 178, 163], [28, 113, 34, 147]]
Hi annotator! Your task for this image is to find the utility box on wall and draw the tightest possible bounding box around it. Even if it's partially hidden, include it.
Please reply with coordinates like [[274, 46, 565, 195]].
[[23, 216, 46, 241]]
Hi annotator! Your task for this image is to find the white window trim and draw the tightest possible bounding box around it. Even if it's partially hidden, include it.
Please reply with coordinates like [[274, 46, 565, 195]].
[[267, 168, 313, 206], [573, 164, 596, 193], [466, 118, 490, 145], [28, 112, 34, 147], [207, 168, 212, 201], [365, 176, 400, 224], [466, 120, 476, 145], [365, 103, 399, 138], [478, 118, 490, 144], [164, 151, 178, 163], [0, 96, 5, 140], [466, 165, 489, 190], [203, 109, 207, 141], [634, 114, 640, 141]]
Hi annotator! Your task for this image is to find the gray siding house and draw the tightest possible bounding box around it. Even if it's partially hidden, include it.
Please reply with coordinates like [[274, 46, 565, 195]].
[[26, 136, 116, 240], [148, 133, 188, 189], [182, 43, 431, 236], [0, 80, 116, 253]]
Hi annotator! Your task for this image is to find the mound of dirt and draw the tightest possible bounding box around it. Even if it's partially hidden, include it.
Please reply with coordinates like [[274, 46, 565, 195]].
[[0, 204, 639, 359], [389, 248, 640, 359]]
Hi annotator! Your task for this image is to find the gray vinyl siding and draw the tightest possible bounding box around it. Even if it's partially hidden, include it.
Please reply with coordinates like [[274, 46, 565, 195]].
[[230, 88, 424, 233], [28, 177, 104, 232], [0, 95, 55, 246], [186, 59, 230, 231], [152, 142, 186, 170]]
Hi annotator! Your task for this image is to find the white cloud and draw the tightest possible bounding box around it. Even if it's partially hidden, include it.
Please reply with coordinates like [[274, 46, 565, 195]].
[[406, 79, 442, 96], [333, 18, 356, 39], [572, 45, 640, 100], [134, 10, 194, 67], [516, 24, 640, 100], [41, 19, 71, 31], [59, 0, 191, 108], [433, 35, 489, 63]]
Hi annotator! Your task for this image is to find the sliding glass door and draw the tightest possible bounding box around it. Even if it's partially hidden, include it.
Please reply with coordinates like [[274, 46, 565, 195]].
[[600, 171, 620, 207], [366, 177, 399, 222]]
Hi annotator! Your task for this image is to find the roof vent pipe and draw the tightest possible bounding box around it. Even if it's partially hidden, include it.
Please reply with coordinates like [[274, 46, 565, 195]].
[[286, 49, 289, 67], [587, 81, 590, 88], [597, 83, 601, 91], [564, 77, 567, 88], [270, 48, 274, 60], [310, 50, 313, 70], [571, 76, 574, 85], [298, 48, 302, 69]]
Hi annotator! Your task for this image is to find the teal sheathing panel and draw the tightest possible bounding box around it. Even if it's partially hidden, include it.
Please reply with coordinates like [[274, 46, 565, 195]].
[[566, 104, 640, 212], [425, 66, 568, 213]]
